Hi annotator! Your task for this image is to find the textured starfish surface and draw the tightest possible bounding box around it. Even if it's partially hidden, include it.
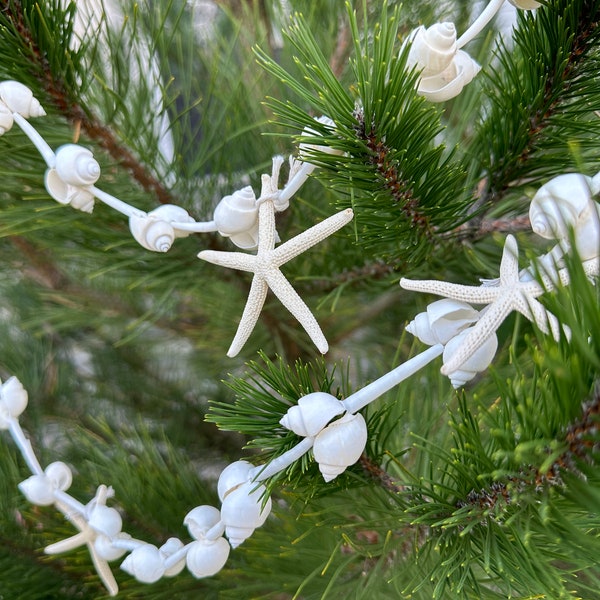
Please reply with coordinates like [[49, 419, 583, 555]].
[[400, 235, 562, 375], [199, 177, 353, 357], [45, 488, 118, 597]]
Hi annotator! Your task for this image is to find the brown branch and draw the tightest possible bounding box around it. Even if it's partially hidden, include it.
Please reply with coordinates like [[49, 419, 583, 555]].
[[9, 1, 176, 205]]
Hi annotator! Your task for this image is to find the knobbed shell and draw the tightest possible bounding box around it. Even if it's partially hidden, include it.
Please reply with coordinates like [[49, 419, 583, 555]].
[[279, 392, 345, 437], [18, 461, 73, 506], [0, 375, 28, 428], [186, 537, 230, 578], [121, 544, 166, 584], [406, 299, 480, 346], [312, 412, 368, 482], [529, 173, 600, 262], [219, 480, 272, 548], [129, 214, 176, 252], [213, 186, 259, 249], [406, 23, 480, 102], [442, 328, 498, 388], [0, 81, 46, 118], [54, 144, 101, 187]]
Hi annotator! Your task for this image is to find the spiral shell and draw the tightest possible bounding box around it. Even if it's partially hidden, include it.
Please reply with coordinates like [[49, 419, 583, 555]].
[[148, 204, 194, 239], [121, 544, 166, 584], [186, 538, 230, 578], [220, 480, 272, 548], [17, 461, 72, 506], [94, 533, 131, 561], [213, 186, 259, 249], [54, 144, 101, 186], [313, 412, 368, 482], [442, 328, 498, 388], [217, 460, 253, 502], [0, 81, 46, 118], [184, 505, 223, 540], [406, 299, 480, 346], [279, 392, 345, 437], [88, 504, 123, 538], [129, 214, 176, 252], [44, 169, 95, 213], [0, 102, 14, 135], [407, 23, 457, 77], [159, 538, 186, 577], [0, 376, 28, 428]]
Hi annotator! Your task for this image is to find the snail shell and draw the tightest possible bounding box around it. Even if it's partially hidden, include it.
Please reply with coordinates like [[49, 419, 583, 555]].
[[159, 538, 186, 577], [44, 168, 96, 213], [279, 392, 345, 437], [407, 23, 457, 77], [148, 204, 194, 239], [416, 49, 481, 103], [213, 186, 259, 250], [184, 505, 222, 540], [186, 538, 230, 578], [0, 103, 14, 135], [54, 144, 101, 187], [0, 81, 46, 118], [220, 480, 272, 548], [529, 173, 600, 261], [17, 461, 73, 506], [0, 375, 28, 428], [313, 412, 368, 482], [94, 533, 131, 561], [129, 214, 176, 253], [406, 299, 480, 346], [88, 504, 123, 538], [217, 460, 253, 502], [121, 544, 166, 584], [442, 328, 498, 388]]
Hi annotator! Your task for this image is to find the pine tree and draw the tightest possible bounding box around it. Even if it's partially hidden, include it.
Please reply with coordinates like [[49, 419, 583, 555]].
[[1, 0, 600, 598]]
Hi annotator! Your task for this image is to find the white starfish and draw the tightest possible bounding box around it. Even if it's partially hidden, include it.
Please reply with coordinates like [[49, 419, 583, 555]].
[[45, 486, 120, 597], [400, 235, 562, 376], [198, 175, 353, 357]]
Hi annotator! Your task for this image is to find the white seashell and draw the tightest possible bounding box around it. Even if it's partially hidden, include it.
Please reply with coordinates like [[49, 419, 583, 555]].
[[0, 376, 28, 428], [217, 460, 253, 502], [18, 474, 56, 506], [442, 328, 498, 388], [298, 115, 343, 158], [129, 214, 176, 252], [213, 186, 259, 250], [313, 412, 368, 482], [0, 81, 46, 118], [406, 299, 480, 346], [120, 544, 165, 584], [407, 23, 457, 77], [186, 537, 230, 578], [184, 505, 222, 540], [54, 144, 101, 187], [88, 504, 123, 538], [147, 205, 194, 239], [44, 461, 73, 492], [0, 103, 14, 135], [529, 173, 600, 262], [508, 0, 540, 8], [416, 49, 481, 102], [279, 392, 345, 437], [220, 481, 272, 548], [44, 169, 95, 213], [94, 533, 131, 561], [159, 538, 186, 577]]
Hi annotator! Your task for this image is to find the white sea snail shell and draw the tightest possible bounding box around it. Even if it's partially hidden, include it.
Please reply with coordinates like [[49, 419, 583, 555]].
[[121, 544, 166, 584], [0, 375, 28, 428], [313, 412, 368, 482], [406, 23, 481, 102], [129, 204, 194, 253], [18, 461, 73, 506], [529, 173, 600, 262], [442, 328, 498, 388], [0, 102, 14, 135], [406, 299, 480, 346], [279, 392, 345, 437], [159, 537, 186, 577], [186, 537, 230, 578], [213, 186, 259, 250], [0, 81, 46, 118]]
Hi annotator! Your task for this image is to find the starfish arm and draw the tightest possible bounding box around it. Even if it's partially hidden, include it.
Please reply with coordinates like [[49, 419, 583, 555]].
[[440, 302, 506, 376], [499, 235, 520, 284], [227, 276, 269, 357], [272, 208, 353, 266], [45, 531, 89, 554], [265, 269, 328, 353], [514, 295, 563, 341], [88, 543, 119, 597], [197, 250, 256, 273], [400, 278, 500, 304], [257, 198, 277, 250]]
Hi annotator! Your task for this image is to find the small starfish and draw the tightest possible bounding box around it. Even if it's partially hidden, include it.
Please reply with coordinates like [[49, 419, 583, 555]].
[[45, 486, 119, 597], [199, 176, 353, 356], [400, 235, 562, 376]]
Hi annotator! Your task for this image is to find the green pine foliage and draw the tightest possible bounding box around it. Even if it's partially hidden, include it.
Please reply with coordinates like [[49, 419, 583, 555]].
[[0, 0, 599, 598]]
